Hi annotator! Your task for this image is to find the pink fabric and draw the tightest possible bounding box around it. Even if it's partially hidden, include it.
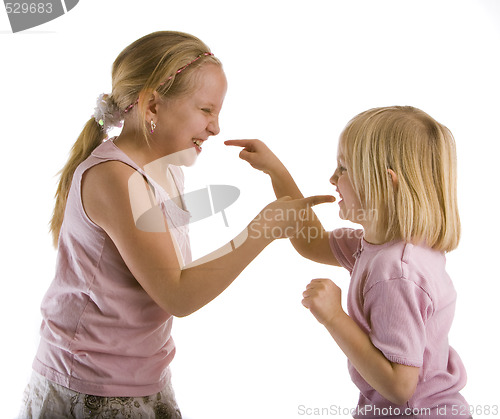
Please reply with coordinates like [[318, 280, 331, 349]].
[[33, 139, 192, 397], [329, 228, 469, 418]]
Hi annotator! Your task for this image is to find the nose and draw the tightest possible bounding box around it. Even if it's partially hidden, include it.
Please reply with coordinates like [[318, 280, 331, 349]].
[[330, 169, 339, 186], [208, 115, 220, 136]]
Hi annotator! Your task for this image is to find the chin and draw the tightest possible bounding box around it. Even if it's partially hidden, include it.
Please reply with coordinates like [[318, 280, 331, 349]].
[[163, 147, 199, 167], [339, 215, 351, 222]]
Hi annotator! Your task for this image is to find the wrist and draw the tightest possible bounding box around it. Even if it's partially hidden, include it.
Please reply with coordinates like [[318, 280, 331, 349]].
[[267, 160, 289, 180], [246, 219, 277, 247], [269, 165, 301, 199], [323, 307, 348, 330]]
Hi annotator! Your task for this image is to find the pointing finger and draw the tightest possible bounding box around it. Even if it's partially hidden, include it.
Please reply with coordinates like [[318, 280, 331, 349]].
[[224, 139, 259, 150]]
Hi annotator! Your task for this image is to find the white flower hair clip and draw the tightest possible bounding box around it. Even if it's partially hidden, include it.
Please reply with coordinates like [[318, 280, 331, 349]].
[[93, 93, 123, 133]]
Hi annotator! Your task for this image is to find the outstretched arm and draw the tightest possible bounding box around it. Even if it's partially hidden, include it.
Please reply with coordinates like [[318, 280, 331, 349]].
[[225, 139, 339, 266], [82, 160, 335, 317]]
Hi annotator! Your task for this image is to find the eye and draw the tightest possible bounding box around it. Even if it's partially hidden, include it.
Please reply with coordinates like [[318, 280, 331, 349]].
[[201, 108, 212, 114]]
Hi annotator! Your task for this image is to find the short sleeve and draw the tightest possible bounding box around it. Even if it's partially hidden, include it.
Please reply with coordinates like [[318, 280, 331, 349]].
[[364, 279, 433, 367], [329, 228, 363, 273]]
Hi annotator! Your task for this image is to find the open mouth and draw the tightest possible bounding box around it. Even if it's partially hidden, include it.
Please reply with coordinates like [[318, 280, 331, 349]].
[[192, 139, 203, 151]]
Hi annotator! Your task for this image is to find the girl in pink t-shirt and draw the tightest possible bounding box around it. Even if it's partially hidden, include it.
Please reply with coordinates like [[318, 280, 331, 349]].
[[226, 106, 470, 417]]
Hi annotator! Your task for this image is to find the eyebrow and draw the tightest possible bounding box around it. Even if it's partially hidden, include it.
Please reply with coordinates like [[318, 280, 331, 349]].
[[202, 102, 217, 109], [196, 101, 214, 109]]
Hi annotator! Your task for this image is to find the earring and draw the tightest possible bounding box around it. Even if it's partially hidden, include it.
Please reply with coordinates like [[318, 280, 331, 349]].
[[150, 120, 157, 134]]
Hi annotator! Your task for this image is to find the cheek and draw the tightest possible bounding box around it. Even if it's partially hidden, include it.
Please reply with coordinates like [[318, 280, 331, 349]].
[[184, 113, 206, 132], [339, 177, 360, 204], [337, 176, 351, 194]]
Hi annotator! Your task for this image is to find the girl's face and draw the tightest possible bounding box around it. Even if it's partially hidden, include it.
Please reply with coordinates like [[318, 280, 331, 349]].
[[153, 63, 227, 161], [330, 143, 364, 224]]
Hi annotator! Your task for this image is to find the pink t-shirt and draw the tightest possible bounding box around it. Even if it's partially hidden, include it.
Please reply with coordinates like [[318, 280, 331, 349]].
[[33, 139, 192, 397], [329, 228, 469, 418]]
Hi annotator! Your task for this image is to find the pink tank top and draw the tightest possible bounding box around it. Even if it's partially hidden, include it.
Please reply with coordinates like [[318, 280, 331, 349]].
[[33, 139, 192, 397]]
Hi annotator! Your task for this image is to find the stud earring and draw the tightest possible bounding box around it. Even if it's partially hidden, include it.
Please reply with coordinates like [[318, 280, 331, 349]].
[[150, 120, 157, 134]]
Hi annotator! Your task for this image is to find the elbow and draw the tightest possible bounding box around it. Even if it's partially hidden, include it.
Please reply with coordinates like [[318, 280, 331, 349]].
[[167, 299, 202, 318], [151, 295, 190, 318], [172, 308, 195, 318], [168, 304, 197, 318], [170, 309, 189, 318], [386, 393, 410, 407], [385, 382, 417, 406], [382, 363, 419, 406], [292, 240, 317, 262], [155, 282, 201, 318]]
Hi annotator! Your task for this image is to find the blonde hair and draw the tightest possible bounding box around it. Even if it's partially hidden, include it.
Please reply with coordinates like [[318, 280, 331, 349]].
[[340, 106, 460, 252], [50, 31, 221, 247]]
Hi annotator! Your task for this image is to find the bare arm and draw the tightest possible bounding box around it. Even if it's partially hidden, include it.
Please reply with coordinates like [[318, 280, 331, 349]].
[[302, 278, 420, 405], [82, 160, 334, 317], [225, 139, 339, 266]]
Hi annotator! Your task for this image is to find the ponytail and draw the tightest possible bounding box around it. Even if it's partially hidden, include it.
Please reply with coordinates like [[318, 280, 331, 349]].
[[50, 118, 105, 247]]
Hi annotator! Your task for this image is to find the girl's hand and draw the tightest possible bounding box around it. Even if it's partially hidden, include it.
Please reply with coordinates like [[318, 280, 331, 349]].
[[302, 278, 344, 326], [249, 195, 335, 241], [224, 139, 285, 176], [226, 139, 340, 267]]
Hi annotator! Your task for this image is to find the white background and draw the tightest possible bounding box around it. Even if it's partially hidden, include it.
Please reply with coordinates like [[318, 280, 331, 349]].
[[1, 1, 499, 418]]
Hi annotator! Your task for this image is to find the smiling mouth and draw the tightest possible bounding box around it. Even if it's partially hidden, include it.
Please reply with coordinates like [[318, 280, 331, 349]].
[[193, 139, 203, 150]]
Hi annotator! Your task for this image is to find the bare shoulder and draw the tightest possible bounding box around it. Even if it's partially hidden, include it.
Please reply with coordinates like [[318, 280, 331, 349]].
[[81, 160, 138, 229]]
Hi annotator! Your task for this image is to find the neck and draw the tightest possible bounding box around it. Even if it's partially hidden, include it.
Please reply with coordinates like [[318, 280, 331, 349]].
[[361, 222, 387, 245], [113, 121, 160, 169]]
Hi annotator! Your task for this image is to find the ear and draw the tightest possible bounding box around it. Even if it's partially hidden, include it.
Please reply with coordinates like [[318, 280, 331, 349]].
[[140, 90, 162, 122], [387, 168, 398, 190]]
